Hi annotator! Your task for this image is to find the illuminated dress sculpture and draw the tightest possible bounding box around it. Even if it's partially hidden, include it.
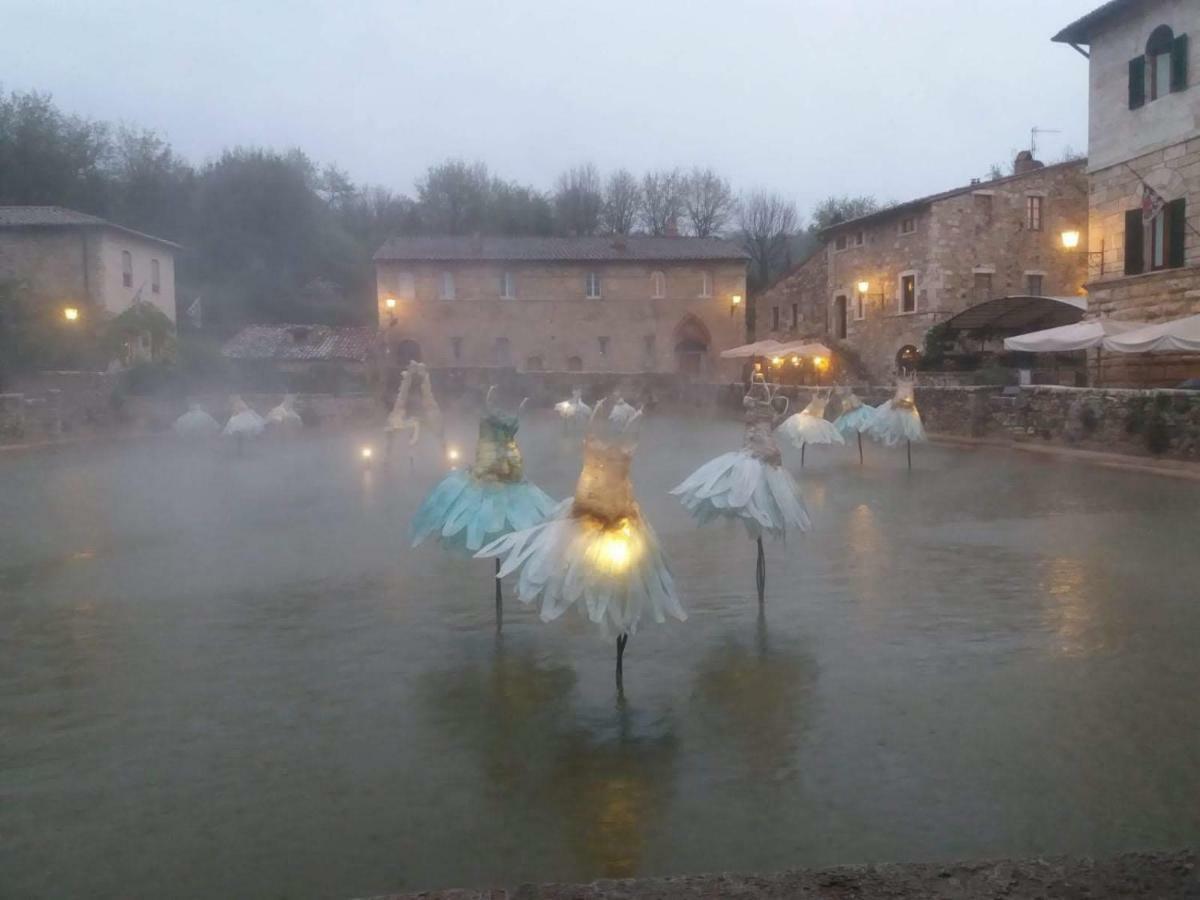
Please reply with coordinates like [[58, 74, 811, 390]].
[[265, 394, 302, 432], [477, 402, 683, 687], [411, 387, 557, 628], [222, 396, 265, 452], [173, 403, 220, 437], [554, 388, 591, 432], [831, 385, 876, 465], [868, 378, 926, 468], [386, 361, 443, 461], [776, 388, 844, 466], [670, 374, 810, 603], [608, 394, 639, 429]]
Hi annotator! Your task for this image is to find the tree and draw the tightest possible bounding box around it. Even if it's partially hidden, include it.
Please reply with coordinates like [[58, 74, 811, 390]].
[[552, 163, 603, 236], [489, 179, 554, 235], [738, 191, 799, 336], [808, 195, 878, 233], [318, 163, 356, 210], [601, 169, 641, 235], [107, 127, 194, 240], [414, 159, 491, 235], [683, 167, 735, 237], [641, 168, 685, 235]]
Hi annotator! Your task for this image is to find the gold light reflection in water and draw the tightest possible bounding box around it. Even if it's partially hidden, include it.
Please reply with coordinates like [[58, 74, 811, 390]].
[[846, 503, 886, 620], [1038, 555, 1094, 658]]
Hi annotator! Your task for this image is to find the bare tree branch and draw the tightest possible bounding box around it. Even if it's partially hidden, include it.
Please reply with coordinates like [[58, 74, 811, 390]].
[[683, 167, 735, 237], [641, 168, 685, 235], [552, 163, 602, 236], [601, 169, 642, 235]]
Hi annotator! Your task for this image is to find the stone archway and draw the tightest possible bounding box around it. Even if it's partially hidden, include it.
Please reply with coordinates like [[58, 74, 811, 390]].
[[673, 315, 712, 375]]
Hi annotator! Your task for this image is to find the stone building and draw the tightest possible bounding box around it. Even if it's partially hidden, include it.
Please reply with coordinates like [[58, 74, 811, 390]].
[[373, 236, 748, 377], [1053, 0, 1199, 386], [755, 157, 1089, 381], [0, 206, 179, 323]]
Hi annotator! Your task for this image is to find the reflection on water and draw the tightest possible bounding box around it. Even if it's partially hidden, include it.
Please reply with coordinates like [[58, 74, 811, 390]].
[[2, 417, 1200, 898]]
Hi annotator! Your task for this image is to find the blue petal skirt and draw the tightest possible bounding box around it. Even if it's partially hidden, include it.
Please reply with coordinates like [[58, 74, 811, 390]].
[[411, 470, 558, 554], [833, 404, 877, 437]]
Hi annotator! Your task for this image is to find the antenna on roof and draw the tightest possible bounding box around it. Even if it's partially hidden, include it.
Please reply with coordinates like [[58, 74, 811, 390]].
[[1030, 126, 1061, 157]]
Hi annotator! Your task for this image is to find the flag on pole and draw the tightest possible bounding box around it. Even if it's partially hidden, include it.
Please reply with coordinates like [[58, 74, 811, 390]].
[[1142, 184, 1167, 224], [186, 295, 203, 328]]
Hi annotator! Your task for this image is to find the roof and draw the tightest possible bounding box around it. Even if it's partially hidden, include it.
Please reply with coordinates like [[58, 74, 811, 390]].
[[1052, 0, 1135, 45], [820, 158, 1087, 237], [943, 295, 1088, 334], [221, 325, 377, 362], [373, 235, 749, 263], [0, 206, 182, 249]]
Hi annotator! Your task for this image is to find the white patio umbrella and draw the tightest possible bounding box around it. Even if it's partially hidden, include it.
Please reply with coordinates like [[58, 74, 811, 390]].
[[774, 340, 834, 358], [1003, 319, 1145, 352], [1101, 314, 1200, 353], [720, 339, 787, 359]]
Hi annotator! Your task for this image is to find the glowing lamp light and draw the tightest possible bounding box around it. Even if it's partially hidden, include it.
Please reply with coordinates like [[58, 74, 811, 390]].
[[731, 294, 742, 306], [857, 280, 870, 295], [385, 297, 397, 309], [63, 307, 79, 321], [1060, 230, 1081, 249], [813, 356, 828, 370], [360, 445, 374, 460], [447, 446, 461, 465], [771, 356, 784, 367], [791, 355, 801, 366]]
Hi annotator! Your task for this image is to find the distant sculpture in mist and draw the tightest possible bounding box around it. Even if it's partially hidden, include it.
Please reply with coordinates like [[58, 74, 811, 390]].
[[831, 384, 876, 465], [172, 403, 220, 438], [867, 378, 926, 469], [608, 393, 640, 429], [385, 361, 443, 460], [477, 400, 683, 691], [222, 395, 265, 454], [554, 387, 591, 433], [265, 394, 302, 433], [411, 386, 557, 629], [777, 387, 844, 467], [670, 373, 810, 604]]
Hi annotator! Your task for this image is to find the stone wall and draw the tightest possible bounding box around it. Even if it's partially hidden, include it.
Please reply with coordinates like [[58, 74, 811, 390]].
[[375, 258, 747, 378], [753, 249, 827, 341]]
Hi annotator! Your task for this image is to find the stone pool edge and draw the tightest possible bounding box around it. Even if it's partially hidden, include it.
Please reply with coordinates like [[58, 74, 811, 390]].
[[359, 849, 1198, 899], [929, 433, 1200, 481]]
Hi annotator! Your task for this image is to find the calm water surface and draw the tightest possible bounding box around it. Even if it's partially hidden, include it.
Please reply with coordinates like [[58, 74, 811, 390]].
[[2, 414, 1199, 899]]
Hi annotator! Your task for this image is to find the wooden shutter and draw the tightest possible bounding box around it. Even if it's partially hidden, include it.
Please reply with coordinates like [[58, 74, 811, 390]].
[[1124, 209, 1144, 275], [1129, 57, 1146, 108], [1171, 34, 1189, 92], [1167, 198, 1186, 269]]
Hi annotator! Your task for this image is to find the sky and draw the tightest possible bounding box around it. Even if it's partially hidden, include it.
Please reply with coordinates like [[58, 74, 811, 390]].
[[6, 0, 1098, 222]]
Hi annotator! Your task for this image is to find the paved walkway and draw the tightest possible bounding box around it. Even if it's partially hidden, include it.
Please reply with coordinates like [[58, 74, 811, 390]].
[[366, 850, 1199, 899]]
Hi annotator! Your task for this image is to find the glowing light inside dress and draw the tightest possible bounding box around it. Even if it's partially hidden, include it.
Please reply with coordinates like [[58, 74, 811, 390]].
[[594, 520, 639, 573], [447, 446, 460, 464], [360, 445, 374, 460]]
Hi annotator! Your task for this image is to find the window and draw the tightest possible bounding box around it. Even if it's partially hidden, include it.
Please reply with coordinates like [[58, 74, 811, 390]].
[[1132, 25, 1189, 108], [974, 193, 993, 223], [122, 250, 132, 288], [566, 355, 583, 372], [1026, 274, 1044, 296], [853, 230, 865, 247], [451, 337, 463, 361], [500, 271, 515, 299], [1026, 196, 1043, 231], [771, 306, 780, 331], [440, 272, 455, 300], [699, 271, 712, 298], [854, 291, 865, 320], [900, 274, 917, 313], [585, 271, 601, 299], [651, 271, 665, 299], [973, 272, 993, 302], [598, 336, 609, 357], [791, 302, 799, 328], [1126, 199, 1187, 274], [835, 234, 848, 251], [899, 217, 916, 234], [151, 259, 160, 294], [834, 295, 848, 339], [525, 355, 544, 371]]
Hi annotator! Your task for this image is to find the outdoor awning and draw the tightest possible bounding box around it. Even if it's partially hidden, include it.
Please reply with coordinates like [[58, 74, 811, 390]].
[[774, 341, 834, 359], [720, 339, 787, 359], [944, 295, 1087, 334], [1101, 314, 1200, 353], [1003, 319, 1145, 352]]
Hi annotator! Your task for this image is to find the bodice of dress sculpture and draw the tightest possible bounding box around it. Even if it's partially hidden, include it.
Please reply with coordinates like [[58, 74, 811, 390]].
[[572, 435, 637, 525], [840, 391, 864, 412], [742, 395, 783, 466], [472, 413, 524, 482], [800, 394, 828, 417], [892, 381, 917, 410]]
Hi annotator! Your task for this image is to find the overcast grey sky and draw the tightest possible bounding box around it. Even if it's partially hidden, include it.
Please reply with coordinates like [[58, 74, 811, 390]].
[[7, 0, 1096, 221]]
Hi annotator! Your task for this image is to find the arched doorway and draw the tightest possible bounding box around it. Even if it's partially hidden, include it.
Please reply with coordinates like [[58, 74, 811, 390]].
[[673, 315, 711, 375]]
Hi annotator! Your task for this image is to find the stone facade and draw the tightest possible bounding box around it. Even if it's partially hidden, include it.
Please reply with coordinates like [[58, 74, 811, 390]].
[[374, 238, 747, 378], [753, 249, 828, 340], [756, 160, 1089, 382], [1055, 1, 1200, 386], [0, 209, 178, 322]]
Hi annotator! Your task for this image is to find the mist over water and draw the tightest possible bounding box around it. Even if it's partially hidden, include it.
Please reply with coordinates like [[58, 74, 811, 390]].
[[2, 414, 1199, 898]]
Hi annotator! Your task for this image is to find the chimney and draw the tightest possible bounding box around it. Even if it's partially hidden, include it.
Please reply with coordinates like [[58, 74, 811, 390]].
[[611, 236, 628, 251], [1013, 150, 1044, 175], [970, 178, 981, 185], [664, 218, 679, 238]]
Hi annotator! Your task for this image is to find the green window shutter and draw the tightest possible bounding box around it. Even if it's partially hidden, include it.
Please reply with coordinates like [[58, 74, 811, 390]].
[[1124, 209, 1144, 275], [1167, 198, 1186, 269], [1171, 34, 1189, 92], [1129, 56, 1146, 108]]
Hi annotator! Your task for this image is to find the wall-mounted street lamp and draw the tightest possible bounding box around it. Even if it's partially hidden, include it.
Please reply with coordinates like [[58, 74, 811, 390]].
[[1060, 230, 1081, 249], [385, 296, 397, 310], [730, 294, 742, 317], [63, 306, 80, 322], [1060, 228, 1104, 274], [857, 280, 885, 301]]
